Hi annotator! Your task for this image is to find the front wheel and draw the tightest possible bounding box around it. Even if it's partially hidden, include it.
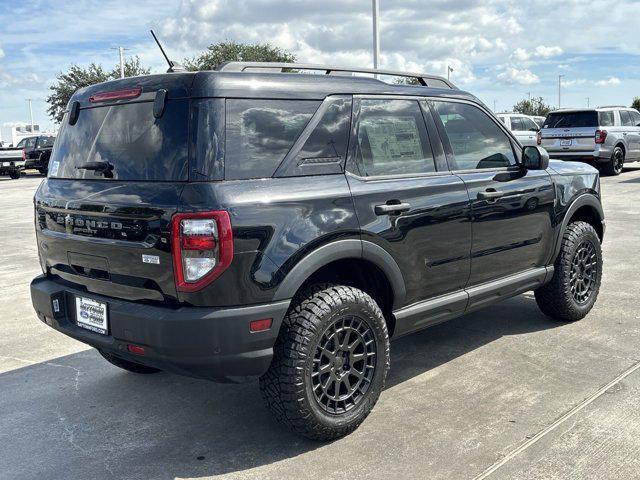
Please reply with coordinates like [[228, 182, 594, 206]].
[[260, 284, 390, 441], [535, 221, 602, 321]]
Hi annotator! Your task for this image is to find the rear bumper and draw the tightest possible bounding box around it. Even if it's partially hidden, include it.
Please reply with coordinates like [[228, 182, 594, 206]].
[[545, 149, 611, 163], [30, 275, 290, 382], [0, 160, 25, 173]]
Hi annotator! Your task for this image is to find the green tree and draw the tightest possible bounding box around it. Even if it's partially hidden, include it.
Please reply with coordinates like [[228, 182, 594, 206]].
[[46, 57, 150, 124], [184, 41, 296, 71], [632, 97, 640, 111], [513, 96, 552, 117]]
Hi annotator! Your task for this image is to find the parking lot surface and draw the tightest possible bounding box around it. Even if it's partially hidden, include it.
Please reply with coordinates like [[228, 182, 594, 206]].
[[2, 167, 640, 480]]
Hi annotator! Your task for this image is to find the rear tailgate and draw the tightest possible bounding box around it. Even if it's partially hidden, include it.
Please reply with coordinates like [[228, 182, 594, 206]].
[[35, 74, 194, 304], [541, 127, 597, 153]]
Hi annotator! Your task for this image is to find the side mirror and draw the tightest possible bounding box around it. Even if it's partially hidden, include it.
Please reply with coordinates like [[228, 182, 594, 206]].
[[522, 145, 549, 170]]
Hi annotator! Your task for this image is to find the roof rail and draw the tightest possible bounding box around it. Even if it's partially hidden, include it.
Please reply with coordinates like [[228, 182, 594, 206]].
[[597, 105, 629, 109], [216, 62, 457, 89]]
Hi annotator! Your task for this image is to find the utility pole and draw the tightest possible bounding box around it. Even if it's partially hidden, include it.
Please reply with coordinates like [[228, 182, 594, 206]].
[[372, 0, 380, 73], [586, 97, 590, 108], [558, 75, 564, 109], [493, 100, 497, 112], [112, 46, 127, 78], [26, 99, 34, 132]]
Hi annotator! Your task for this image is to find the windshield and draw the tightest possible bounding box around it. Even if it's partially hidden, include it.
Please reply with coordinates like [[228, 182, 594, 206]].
[[544, 111, 598, 128], [49, 100, 188, 181]]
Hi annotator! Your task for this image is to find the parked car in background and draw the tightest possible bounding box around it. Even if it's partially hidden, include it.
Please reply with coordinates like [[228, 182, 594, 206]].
[[531, 116, 546, 129], [496, 113, 540, 146], [539, 107, 640, 175], [0, 146, 25, 179], [17, 135, 56, 175], [31, 63, 605, 440]]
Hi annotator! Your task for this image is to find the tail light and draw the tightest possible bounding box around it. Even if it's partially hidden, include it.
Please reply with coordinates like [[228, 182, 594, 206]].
[[22, 149, 26, 160], [595, 129, 607, 144], [171, 211, 233, 292], [536, 131, 542, 145]]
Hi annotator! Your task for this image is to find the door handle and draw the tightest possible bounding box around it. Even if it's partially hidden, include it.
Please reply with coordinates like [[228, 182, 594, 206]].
[[477, 189, 503, 201], [374, 202, 411, 215]]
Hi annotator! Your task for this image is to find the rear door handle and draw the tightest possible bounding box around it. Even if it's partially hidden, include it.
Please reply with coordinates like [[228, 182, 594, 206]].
[[374, 202, 411, 215], [477, 189, 503, 201]]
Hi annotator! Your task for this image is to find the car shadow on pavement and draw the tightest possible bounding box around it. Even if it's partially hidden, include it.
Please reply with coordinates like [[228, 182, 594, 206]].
[[1, 294, 560, 479]]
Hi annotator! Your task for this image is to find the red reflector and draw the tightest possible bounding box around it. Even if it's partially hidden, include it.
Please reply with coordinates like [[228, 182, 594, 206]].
[[89, 87, 142, 103], [127, 344, 145, 356], [181, 236, 217, 250], [250, 318, 273, 332]]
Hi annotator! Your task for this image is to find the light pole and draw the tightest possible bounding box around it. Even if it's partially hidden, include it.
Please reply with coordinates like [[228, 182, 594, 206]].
[[27, 99, 34, 133], [558, 75, 564, 109], [447, 65, 453, 82], [493, 100, 497, 112], [112, 47, 127, 78], [372, 0, 380, 72], [586, 97, 590, 108]]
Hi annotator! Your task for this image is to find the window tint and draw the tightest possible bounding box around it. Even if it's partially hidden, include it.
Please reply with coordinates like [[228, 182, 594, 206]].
[[36, 136, 55, 148], [225, 99, 319, 180], [544, 111, 598, 128], [280, 97, 351, 177], [192, 98, 224, 180], [510, 117, 524, 131], [19, 137, 36, 149], [50, 100, 189, 181], [355, 99, 435, 177], [432, 101, 516, 170], [620, 110, 634, 127], [599, 111, 615, 127]]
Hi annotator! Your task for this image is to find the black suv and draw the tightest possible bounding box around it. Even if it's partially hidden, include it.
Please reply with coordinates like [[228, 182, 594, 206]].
[[17, 135, 56, 175], [30, 63, 604, 440]]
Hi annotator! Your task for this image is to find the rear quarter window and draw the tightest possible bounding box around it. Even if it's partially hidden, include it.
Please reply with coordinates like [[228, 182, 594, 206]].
[[599, 111, 615, 127], [225, 99, 320, 180]]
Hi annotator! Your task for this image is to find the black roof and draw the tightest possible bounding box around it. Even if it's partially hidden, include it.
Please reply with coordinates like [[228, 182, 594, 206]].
[[70, 70, 478, 107]]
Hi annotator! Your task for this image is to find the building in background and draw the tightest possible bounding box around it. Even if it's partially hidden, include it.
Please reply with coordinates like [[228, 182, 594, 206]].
[[0, 123, 42, 146]]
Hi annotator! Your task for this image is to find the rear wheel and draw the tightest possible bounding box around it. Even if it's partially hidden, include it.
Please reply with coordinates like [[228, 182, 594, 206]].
[[38, 167, 48, 175], [601, 146, 624, 176], [9, 170, 20, 180], [98, 350, 161, 374], [260, 284, 390, 441], [535, 221, 602, 321]]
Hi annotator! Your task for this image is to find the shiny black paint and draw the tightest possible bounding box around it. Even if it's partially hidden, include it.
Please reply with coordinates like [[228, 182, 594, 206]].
[[34, 71, 604, 332]]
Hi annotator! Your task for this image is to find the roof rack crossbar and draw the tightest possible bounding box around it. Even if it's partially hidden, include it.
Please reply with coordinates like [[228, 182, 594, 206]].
[[216, 62, 456, 89]]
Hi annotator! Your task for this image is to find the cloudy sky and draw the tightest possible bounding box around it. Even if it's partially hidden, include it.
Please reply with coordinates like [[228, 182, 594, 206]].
[[1, 0, 639, 132]]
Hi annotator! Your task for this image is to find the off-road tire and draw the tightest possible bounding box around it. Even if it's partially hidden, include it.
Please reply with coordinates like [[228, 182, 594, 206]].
[[260, 284, 390, 441], [98, 349, 162, 374], [535, 221, 602, 321], [601, 146, 624, 176], [9, 170, 20, 180]]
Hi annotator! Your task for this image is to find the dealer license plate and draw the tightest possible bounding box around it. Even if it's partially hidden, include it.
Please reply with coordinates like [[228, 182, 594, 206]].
[[75, 296, 108, 335]]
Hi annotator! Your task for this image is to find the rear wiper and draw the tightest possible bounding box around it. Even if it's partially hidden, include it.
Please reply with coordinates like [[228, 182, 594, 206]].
[[76, 161, 114, 178]]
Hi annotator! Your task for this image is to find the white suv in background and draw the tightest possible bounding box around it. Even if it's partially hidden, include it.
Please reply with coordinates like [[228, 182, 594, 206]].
[[496, 113, 540, 146], [538, 107, 640, 175]]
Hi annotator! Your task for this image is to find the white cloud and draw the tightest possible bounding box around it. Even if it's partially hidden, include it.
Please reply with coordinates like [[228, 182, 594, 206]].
[[511, 48, 530, 62], [0, 46, 4, 58], [533, 45, 563, 59], [497, 67, 540, 85], [595, 76, 621, 86]]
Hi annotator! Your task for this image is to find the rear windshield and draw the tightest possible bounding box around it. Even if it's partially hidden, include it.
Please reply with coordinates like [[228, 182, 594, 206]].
[[49, 100, 188, 181], [543, 111, 598, 128]]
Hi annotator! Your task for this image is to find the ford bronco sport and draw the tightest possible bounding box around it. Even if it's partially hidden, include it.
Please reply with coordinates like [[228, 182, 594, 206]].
[[30, 63, 605, 440]]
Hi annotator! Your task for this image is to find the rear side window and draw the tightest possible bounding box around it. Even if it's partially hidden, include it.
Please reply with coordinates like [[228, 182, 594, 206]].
[[620, 110, 634, 127], [354, 99, 435, 177], [432, 101, 516, 170], [510, 117, 524, 131], [599, 111, 615, 126], [631, 111, 640, 126], [50, 100, 189, 181], [37, 136, 55, 148], [544, 111, 598, 128], [225, 99, 319, 180]]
